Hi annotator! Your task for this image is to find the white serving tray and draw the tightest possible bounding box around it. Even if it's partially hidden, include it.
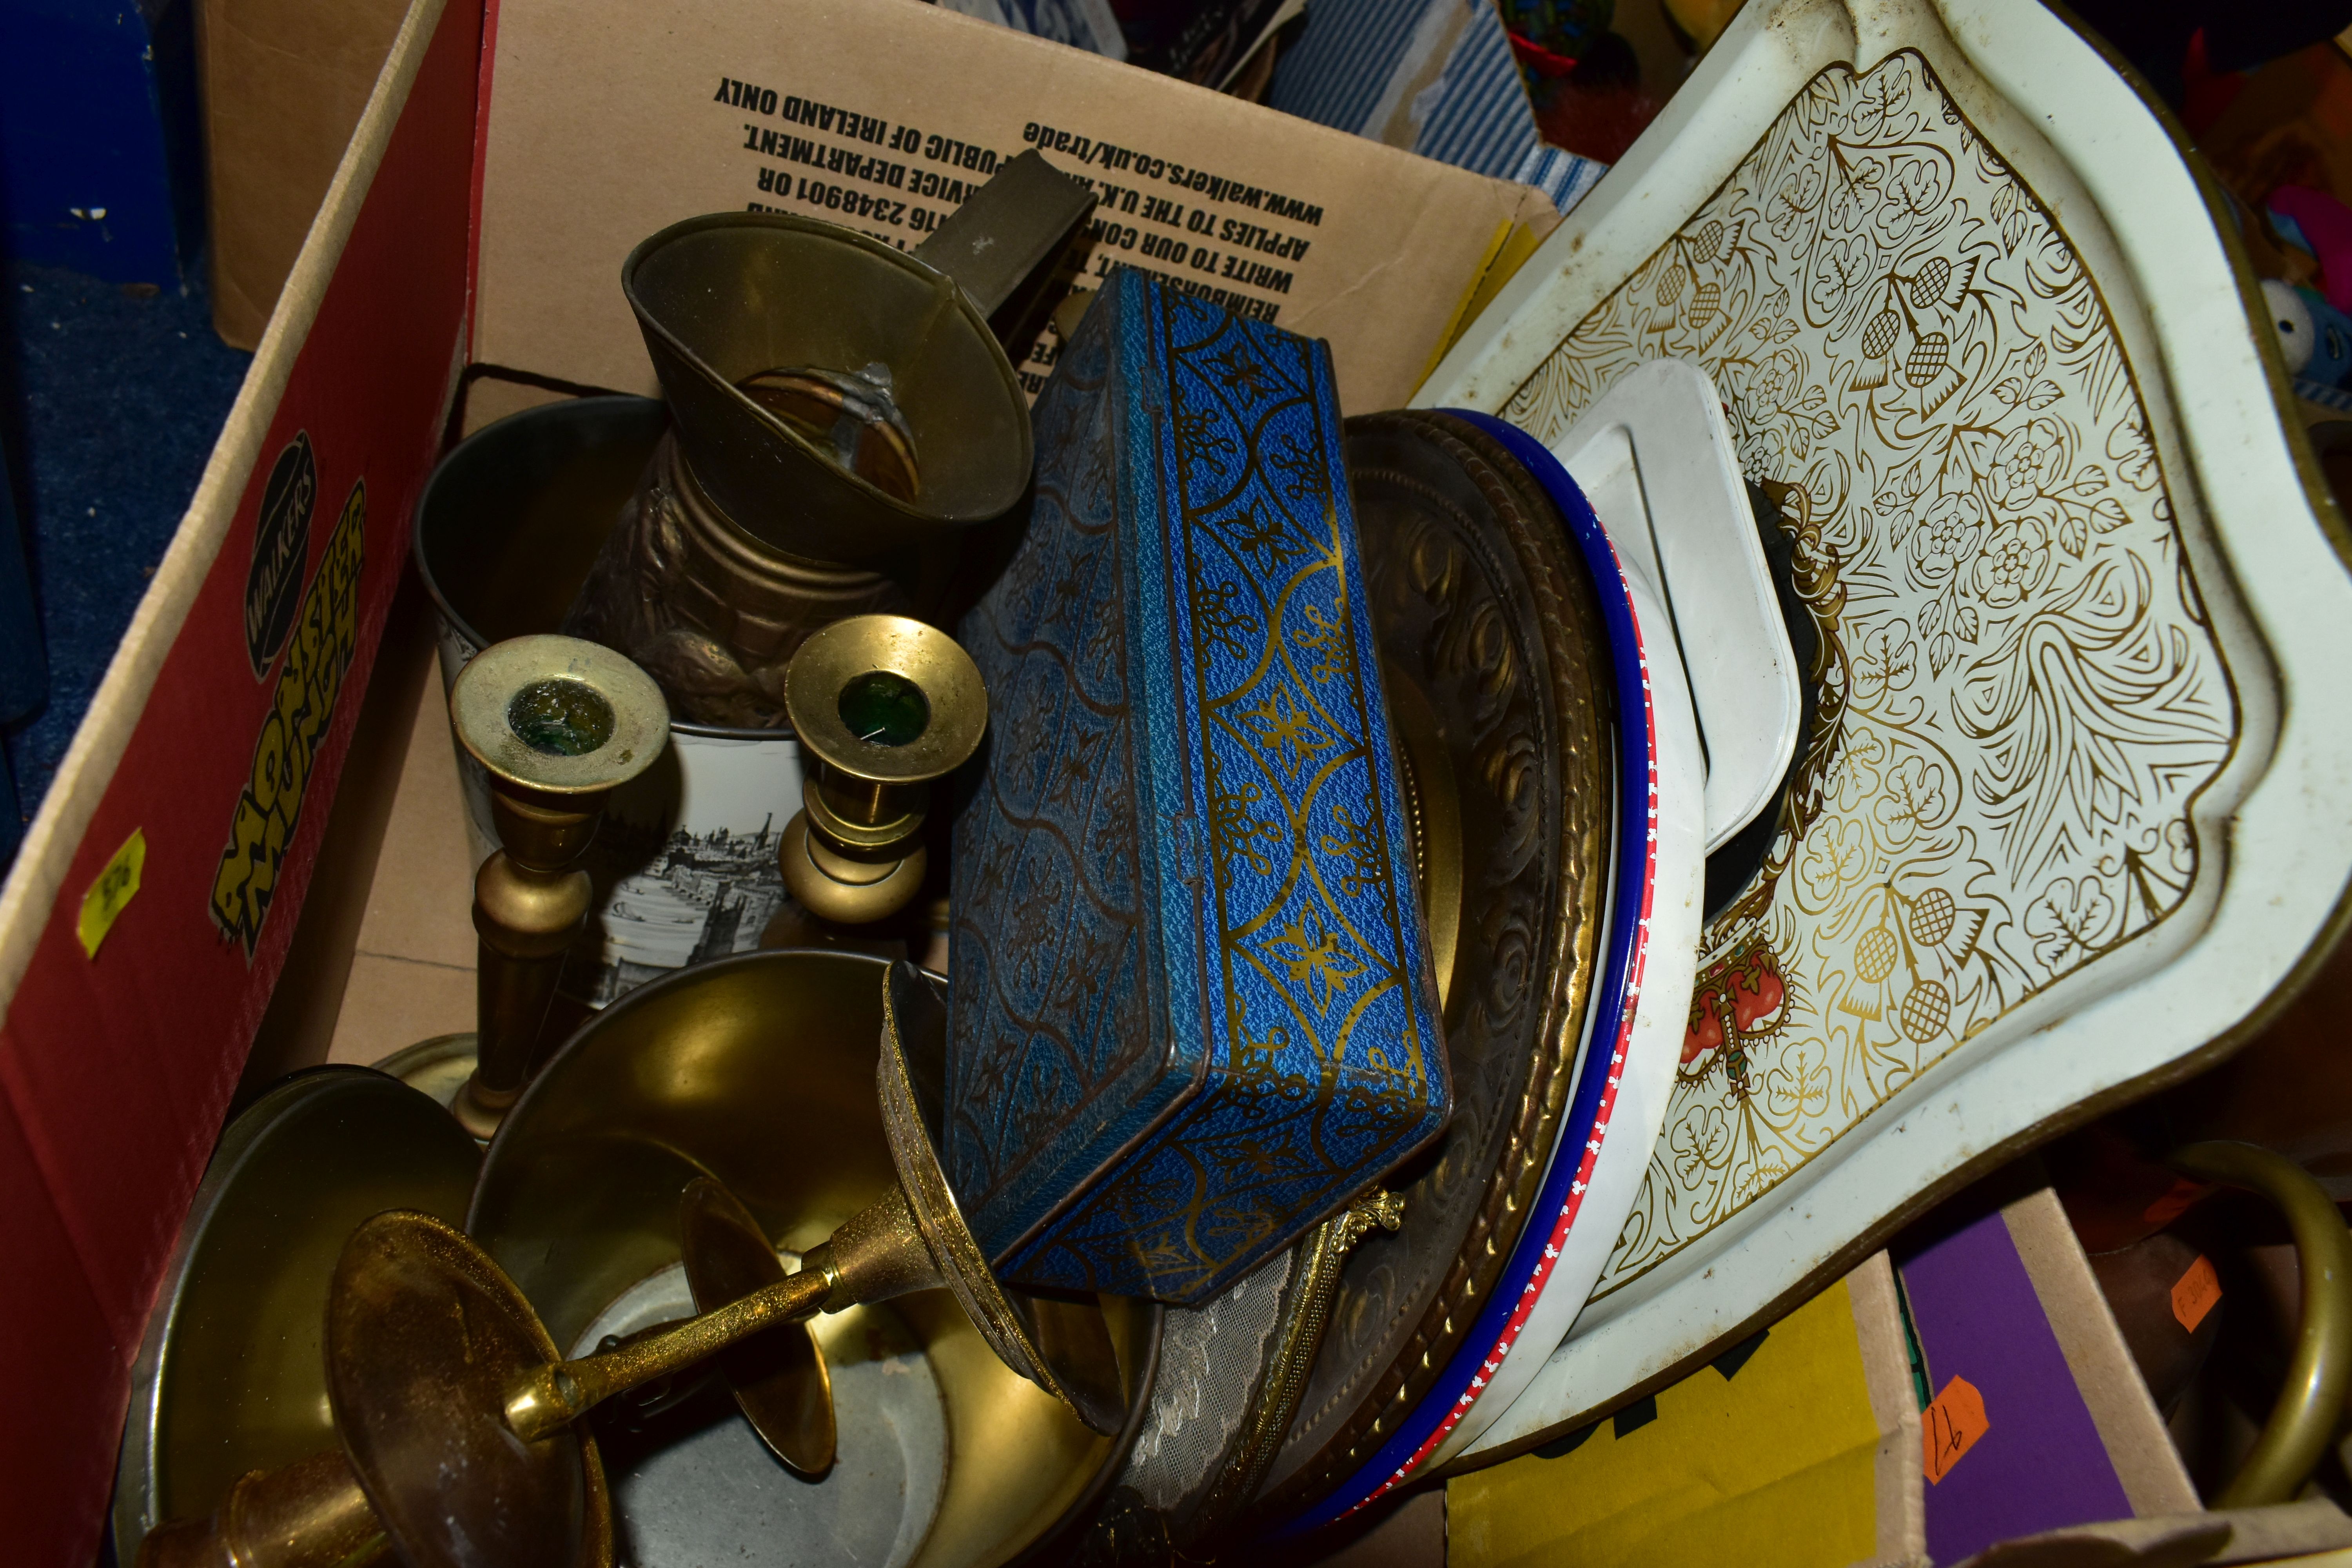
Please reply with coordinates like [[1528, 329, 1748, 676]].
[[1414, 0, 2352, 1455]]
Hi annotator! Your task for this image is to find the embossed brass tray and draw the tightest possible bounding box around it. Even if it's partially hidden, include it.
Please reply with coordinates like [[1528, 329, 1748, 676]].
[[1416, 0, 2352, 1463], [1271, 411, 1712, 1528], [1076, 410, 1626, 1554], [471, 947, 1158, 1568], [1246, 413, 1620, 1523]]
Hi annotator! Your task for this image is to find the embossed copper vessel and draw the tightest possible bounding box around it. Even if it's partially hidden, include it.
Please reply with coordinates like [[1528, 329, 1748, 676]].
[[565, 153, 1094, 728], [409, 396, 817, 1008]]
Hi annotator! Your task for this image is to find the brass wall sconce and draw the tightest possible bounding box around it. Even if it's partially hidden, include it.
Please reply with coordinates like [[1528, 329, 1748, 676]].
[[446, 635, 668, 1140]]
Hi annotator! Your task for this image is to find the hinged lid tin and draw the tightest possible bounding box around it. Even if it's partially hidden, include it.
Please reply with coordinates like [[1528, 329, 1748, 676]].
[[949, 269, 1450, 1304]]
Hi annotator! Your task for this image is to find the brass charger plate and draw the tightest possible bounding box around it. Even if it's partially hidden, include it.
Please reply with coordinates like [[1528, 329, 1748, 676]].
[[372, 1031, 479, 1114], [1249, 410, 1615, 1515], [1078, 410, 1614, 1552], [110, 1067, 482, 1562]]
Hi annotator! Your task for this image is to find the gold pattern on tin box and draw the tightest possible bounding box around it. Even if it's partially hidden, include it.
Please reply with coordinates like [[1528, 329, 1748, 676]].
[[1498, 50, 2240, 1293]]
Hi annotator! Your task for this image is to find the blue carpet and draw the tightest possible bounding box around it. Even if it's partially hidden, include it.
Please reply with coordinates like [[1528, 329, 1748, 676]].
[[1, 261, 253, 842]]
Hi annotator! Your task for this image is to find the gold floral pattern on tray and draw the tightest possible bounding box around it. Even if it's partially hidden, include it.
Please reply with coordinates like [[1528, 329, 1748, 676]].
[[1496, 48, 2241, 1294]]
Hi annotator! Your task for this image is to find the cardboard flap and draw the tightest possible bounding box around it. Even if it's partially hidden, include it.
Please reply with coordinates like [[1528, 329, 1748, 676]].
[[0, 0, 479, 1549], [472, 0, 1552, 416]]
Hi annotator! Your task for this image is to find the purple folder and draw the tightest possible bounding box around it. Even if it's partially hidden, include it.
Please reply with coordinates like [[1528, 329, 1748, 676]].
[[1896, 1188, 2196, 1563]]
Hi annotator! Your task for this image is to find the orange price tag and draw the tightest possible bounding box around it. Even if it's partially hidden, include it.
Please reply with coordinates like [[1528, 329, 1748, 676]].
[[1922, 1375, 1988, 1485], [2171, 1254, 2221, 1333]]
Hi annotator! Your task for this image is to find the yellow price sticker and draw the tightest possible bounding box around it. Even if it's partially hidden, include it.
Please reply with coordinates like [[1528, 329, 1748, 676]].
[[78, 828, 146, 958]]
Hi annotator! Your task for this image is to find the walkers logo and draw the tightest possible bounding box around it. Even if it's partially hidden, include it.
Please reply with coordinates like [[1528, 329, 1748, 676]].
[[211, 477, 367, 957], [245, 433, 317, 678]]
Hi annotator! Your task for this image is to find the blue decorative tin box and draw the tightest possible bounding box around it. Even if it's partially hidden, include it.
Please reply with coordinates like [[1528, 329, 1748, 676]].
[[948, 269, 1450, 1304]]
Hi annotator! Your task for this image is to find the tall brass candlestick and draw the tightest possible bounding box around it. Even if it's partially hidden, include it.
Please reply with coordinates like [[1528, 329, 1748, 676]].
[[447, 637, 668, 1140]]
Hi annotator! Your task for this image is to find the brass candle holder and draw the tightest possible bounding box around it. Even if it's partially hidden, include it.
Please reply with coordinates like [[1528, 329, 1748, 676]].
[[446, 636, 668, 1140], [138, 965, 1122, 1568], [546, 1178, 838, 1477], [779, 614, 987, 925]]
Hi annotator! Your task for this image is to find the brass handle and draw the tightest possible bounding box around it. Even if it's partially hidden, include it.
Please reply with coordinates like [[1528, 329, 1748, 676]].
[[2167, 1140, 2352, 1506], [505, 1263, 837, 1442], [136, 1450, 387, 1568]]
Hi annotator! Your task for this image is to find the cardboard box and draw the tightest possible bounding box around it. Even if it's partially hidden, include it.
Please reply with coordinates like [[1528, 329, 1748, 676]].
[[1447, 1252, 1925, 1568], [1894, 1187, 2198, 1564], [0, 0, 1549, 1553], [197, 0, 412, 348], [471, 0, 1550, 416]]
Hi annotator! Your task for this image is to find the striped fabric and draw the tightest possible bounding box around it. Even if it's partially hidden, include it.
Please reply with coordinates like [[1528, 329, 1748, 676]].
[[1265, 0, 1606, 212], [1512, 144, 1608, 211], [1411, 0, 1536, 177], [944, 0, 1612, 215], [936, 0, 1127, 58], [2298, 376, 2352, 413], [1263, 0, 1440, 139]]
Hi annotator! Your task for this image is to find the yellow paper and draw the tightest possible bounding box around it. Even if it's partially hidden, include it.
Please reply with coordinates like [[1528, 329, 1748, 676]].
[[78, 829, 147, 959], [1450, 1273, 1896, 1568], [1412, 219, 1516, 396]]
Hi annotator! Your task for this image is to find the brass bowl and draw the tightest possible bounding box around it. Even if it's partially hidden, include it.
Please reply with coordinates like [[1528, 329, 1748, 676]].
[[412, 393, 662, 653], [110, 1068, 483, 1562], [469, 947, 1155, 1568]]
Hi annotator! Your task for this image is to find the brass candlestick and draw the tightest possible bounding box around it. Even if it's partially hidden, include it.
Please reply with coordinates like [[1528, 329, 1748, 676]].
[[779, 615, 986, 925], [553, 1178, 838, 1476], [448, 636, 668, 1140], [139, 965, 1123, 1568]]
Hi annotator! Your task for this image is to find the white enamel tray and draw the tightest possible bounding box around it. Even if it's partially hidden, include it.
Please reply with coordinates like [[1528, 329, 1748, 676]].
[[1414, 0, 2352, 1457], [1277, 415, 1708, 1528], [1555, 359, 1800, 851]]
